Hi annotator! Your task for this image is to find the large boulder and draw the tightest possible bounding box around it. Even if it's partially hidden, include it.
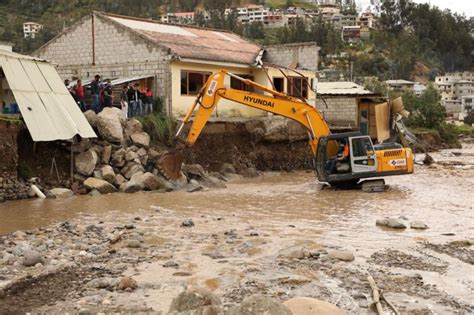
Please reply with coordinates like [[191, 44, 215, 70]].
[[141, 172, 164, 191], [283, 297, 347, 315], [125, 119, 143, 137], [101, 165, 115, 183], [111, 148, 126, 167], [169, 287, 221, 314], [119, 180, 143, 193], [327, 249, 355, 262], [75, 149, 98, 176], [122, 163, 145, 180], [97, 107, 125, 143], [83, 110, 98, 128], [130, 132, 150, 148], [48, 188, 74, 198], [229, 296, 291, 315], [83, 177, 118, 194], [102, 145, 112, 164], [183, 164, 206, 179]]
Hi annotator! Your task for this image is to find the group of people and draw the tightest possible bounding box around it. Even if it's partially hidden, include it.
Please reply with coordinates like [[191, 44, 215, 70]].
[[65, 74, 154, 119]]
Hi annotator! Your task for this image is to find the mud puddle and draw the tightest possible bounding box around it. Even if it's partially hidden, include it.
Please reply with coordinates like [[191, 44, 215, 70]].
[[0, 144, 473, 313]]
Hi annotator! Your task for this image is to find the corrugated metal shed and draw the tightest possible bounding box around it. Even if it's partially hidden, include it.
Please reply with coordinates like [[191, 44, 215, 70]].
[[101, 12, 262, 65], [317, 81, 374, 96], [0, 50, 96, 141]]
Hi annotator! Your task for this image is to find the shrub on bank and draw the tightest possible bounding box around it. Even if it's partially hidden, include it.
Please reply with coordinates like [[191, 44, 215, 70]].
[[137, 114, 176, 145]]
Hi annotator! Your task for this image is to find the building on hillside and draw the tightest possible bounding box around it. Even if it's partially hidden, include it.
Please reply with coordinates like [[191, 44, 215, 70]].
[[434, 73, 474, 120], [357, 12, 377, 29], [341, 26, 361, 42], [225, 5, 270, 23], [315, 81, 389, 142], [385, 79, 415, 92], [23, 22, 43, 39], [33, 12, 319, 118], [160, 12, 195, 24]]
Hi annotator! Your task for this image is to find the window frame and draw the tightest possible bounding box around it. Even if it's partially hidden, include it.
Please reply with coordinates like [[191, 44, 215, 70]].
[[180, 70, 211, 96], [272, 77, 285, 93], [230, 75, 255, 92], [288, 76, 309, 99]]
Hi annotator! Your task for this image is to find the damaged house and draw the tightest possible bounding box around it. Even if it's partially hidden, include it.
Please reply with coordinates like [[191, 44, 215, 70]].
[[33, 12, 320, 118]]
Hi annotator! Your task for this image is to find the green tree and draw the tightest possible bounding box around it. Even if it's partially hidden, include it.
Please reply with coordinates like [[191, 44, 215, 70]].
[[403, 85, 445, 129]]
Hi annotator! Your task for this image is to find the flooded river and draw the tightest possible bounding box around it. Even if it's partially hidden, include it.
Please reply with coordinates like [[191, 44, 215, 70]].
[[0, 144, 473, 314]]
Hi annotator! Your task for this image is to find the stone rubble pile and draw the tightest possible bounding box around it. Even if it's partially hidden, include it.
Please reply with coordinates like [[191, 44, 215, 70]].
[[73, 108, 232, 196]]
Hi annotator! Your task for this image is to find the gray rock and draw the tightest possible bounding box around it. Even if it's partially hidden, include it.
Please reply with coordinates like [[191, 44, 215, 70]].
[[13, 243, 32, 256], [122, 163, 145, 180], [163, 260, 179, 268], [376, 217, 407, 229], [48, 188, 74, 198], [130, 132, 150, 148], [23, 250, 43, 267], [220, 163, 236, 174], [120, 180, 143, 193], [183, 164, 206, 179], [187, 184, 203, 193], [127, 240, 142, 248], [88, 189, 101, 196], [327, 249, 355, 262], [181, 219, 195, 227], [101, 165, 115, 183], [387, 218, 407, 229], [125, 150, 139, 162], [97, 107, 124, 143], [83, 177, 118, 194], [141, 172, 164, 191], [114, 174, 126, 186], [111, 148, 126, 166], [83, 110, 98, 128], [78, 308, 91, 315], [169, 286, 221, 313], [75, 149, 98, 176], [278, 247, 306, 260], [102, 145, 112, 164], [283, 297, 346, 315], [2, 252, 16, 265], [124, 119, 143, 137], [204, 176, 227, 189], [229, 295, 291, 315], [411, 221, 429, 230], [87, 277, 115, 289], [93, 170, 103, 179]]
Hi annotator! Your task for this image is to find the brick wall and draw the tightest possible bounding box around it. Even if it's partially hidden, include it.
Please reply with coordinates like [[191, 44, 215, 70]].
[[34, 14, 173, 112], [315, 96, 358, 127], [263, 42, 320, 71]]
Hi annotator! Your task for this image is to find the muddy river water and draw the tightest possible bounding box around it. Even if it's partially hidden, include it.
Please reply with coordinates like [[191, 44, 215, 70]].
[[0, 144, 473, 314]]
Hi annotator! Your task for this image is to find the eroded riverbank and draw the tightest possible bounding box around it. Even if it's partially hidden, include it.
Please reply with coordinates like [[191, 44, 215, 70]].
[[0, 145, 473, 314]]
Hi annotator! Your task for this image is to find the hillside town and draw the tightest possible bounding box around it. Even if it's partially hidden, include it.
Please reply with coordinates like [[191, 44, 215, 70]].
[[0, 0, 473, 314]]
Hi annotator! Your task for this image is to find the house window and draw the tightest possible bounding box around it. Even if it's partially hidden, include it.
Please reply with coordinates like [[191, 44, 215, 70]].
[[180, 71, 211, 95], [273, 77, 284, 93], [230, 75, 254, 92], [288, 76, 308, 98]]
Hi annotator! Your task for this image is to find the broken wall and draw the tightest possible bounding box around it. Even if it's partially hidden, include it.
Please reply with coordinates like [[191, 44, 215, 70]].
[[315, 97, 358, 128], [263, 42, 320, 71]]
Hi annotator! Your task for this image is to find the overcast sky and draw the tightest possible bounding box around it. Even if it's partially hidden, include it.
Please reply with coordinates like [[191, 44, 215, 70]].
[[357, 0, 473, 17]]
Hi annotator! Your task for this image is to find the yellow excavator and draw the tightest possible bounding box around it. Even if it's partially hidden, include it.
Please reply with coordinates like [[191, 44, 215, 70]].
[[158, 69, 414, 188]]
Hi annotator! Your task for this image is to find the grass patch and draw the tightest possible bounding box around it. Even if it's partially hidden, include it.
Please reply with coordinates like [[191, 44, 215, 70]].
[[137, 113, 176, 145]]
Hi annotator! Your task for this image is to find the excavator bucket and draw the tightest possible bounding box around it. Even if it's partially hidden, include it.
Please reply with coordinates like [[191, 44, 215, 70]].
[[157, 148, 185, 180]]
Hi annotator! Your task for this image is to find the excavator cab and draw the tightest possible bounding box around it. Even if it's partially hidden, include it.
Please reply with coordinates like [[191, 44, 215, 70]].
[[315, 132, 378, 186]]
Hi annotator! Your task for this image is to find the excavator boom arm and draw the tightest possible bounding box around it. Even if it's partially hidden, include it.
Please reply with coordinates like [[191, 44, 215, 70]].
[[178, 70, 331, 156]]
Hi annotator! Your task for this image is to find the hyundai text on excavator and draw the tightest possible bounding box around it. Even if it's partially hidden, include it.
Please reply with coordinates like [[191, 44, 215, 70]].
[[158, 69, 414, 188]]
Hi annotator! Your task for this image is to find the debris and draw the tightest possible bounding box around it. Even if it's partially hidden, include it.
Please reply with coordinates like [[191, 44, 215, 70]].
[[117, 276, 137, 291], [423, 153, 434, 165], [181, 219, 195, 227], [410, 221, 429, 230], [367, 275, 384, 315]]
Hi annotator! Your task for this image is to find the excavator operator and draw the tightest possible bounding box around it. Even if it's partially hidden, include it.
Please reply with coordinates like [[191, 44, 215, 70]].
[[327, 140, 350, 174]]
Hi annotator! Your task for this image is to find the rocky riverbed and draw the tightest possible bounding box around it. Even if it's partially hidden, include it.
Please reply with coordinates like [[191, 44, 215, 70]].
[[0, 144, 473, 314]]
